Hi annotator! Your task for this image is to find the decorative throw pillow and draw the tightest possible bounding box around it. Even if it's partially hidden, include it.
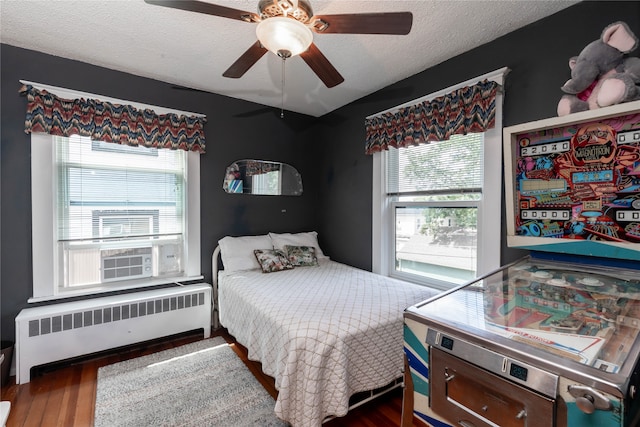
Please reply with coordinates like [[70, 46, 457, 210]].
[[269, 231, 329, 261], [253, 249, 294, 273], [284, 245, 318, 267]]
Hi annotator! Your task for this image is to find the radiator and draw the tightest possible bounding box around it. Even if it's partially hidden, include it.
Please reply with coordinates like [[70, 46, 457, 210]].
[[15, 283, 211, 384]]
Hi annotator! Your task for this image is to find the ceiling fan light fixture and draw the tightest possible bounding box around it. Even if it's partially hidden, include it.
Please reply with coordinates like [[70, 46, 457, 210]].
[[256, 17, 313, 57]]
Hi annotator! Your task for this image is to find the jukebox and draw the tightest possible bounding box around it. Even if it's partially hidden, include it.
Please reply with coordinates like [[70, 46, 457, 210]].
[[403, 101, 640, 427]]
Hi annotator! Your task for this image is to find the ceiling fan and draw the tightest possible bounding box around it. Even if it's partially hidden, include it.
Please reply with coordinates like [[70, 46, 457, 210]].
[[144, 0, 413, 88]]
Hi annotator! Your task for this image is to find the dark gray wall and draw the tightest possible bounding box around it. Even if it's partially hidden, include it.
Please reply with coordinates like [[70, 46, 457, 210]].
[[315, 1, 640, 271], [0, 45, 320, 342], [2, 1, 638, 343]]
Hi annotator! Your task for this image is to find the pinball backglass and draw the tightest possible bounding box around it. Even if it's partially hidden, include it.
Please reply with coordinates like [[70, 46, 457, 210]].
[[503, 101, 640, 261]]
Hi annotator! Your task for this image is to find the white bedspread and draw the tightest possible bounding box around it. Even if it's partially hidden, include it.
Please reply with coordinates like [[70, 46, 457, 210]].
[[218, 261, 438, 427]]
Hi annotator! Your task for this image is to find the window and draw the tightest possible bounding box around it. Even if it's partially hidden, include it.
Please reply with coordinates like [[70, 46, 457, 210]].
[[251, 170, 281, 195], [93, 210, 158, 239], [31, 134, 201, 301], [387, 135, 487, 286], [372, 74, 504, 290]]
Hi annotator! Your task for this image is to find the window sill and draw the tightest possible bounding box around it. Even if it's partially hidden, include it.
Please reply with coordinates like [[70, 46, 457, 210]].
[[389, 270, 465, 292], [27, 275, 205, 303]]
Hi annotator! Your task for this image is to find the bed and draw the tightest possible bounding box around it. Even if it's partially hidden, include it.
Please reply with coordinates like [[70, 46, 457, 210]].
[[212, 232, 439, 426]]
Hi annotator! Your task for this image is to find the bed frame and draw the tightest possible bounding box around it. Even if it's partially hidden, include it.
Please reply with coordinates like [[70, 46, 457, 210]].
[[211, 245, 222, 330]]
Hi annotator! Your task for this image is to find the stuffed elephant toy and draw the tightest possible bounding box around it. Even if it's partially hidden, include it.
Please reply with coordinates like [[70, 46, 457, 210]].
[[557, 21, 640, 116]]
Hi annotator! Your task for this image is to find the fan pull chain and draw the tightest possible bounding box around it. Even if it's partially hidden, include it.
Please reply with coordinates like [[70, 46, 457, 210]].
[[277, 49, 291, 119], [281, 56, 285, 119]]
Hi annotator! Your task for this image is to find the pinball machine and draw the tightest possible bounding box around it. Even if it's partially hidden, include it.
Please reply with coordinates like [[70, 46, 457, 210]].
[[403, 100, 640, 427]]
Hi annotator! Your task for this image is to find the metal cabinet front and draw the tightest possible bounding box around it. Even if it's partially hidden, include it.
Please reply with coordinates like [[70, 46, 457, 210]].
[[430, 347, 555, 427]]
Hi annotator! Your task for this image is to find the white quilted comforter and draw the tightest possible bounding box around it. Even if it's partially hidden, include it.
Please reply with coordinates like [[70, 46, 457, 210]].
[[218, 261, 438, 426]]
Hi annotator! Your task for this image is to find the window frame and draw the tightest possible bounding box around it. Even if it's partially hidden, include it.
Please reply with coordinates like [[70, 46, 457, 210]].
[[372, 70, 505, 290], [30, 132, 202, 302]]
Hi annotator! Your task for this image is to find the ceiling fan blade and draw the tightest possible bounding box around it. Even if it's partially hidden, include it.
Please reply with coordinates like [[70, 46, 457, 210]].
[[233, 107, 278, 118], [300, 43, 344, 88], [144, 0, 258, 22], [223, 41, 268, 78], [311, 12, 413, 35]]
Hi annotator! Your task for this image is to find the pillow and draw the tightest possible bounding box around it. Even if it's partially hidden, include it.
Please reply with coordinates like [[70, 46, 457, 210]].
[[269, 231, 328, 260], [218, 235, 273, 273], [284, 245, 318, 267], [254, 249, 294, 273]]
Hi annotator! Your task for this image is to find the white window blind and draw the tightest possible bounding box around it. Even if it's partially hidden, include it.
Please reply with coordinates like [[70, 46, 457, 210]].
[[386, 133, 484, 197], [56, 135, 185, 243]]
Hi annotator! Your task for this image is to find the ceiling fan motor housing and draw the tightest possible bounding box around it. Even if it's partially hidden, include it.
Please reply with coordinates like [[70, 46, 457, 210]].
[[258, 0, 312, 23]]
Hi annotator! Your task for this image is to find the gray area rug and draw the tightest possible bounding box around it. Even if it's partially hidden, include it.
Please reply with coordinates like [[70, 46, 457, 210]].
[[94, 336, 288, 426]]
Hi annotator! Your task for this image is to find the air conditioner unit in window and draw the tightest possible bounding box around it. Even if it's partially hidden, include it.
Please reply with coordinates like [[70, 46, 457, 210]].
[[101, 247, 152, 282]]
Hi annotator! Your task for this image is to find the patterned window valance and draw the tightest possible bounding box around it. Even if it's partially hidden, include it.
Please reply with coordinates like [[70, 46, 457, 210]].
[[19, 84, 207, 153], [364, 79, 498, 155]]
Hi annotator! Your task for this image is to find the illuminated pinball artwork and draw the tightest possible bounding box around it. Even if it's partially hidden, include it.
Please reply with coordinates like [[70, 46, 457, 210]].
[[504, 102, 640, 260]]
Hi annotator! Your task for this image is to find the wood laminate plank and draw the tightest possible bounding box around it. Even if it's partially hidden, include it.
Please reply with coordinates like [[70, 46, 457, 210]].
[[75, 360, 98, 426], [39, 369, 69, 426]]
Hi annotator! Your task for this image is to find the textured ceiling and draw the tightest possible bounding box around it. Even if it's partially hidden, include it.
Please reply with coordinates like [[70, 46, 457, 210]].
[[1, 0, 579, 117]]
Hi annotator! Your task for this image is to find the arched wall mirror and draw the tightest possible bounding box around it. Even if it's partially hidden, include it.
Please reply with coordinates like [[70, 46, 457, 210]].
[[223, 159, 303, 196]]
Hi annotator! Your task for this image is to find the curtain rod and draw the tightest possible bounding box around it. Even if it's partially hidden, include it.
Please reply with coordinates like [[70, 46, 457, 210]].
[[19, 79, 207, 118], [366, 66, 510, 119]]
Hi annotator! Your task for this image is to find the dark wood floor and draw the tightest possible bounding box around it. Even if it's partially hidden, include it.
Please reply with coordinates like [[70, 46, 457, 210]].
[[1, 329, 416, 426]]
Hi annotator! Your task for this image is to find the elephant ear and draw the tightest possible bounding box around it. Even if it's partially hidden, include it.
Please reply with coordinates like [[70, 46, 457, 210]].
[[602, 21, 639, 53], [568, 56, 578, 70]]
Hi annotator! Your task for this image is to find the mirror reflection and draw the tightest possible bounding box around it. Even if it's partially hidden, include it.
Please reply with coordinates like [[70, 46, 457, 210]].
[[223, 159, 303, 196]]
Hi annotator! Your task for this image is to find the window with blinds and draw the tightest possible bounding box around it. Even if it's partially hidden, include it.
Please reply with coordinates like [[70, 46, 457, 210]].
[[386, 133, 486, 287], [54, 135, 186, 288]]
